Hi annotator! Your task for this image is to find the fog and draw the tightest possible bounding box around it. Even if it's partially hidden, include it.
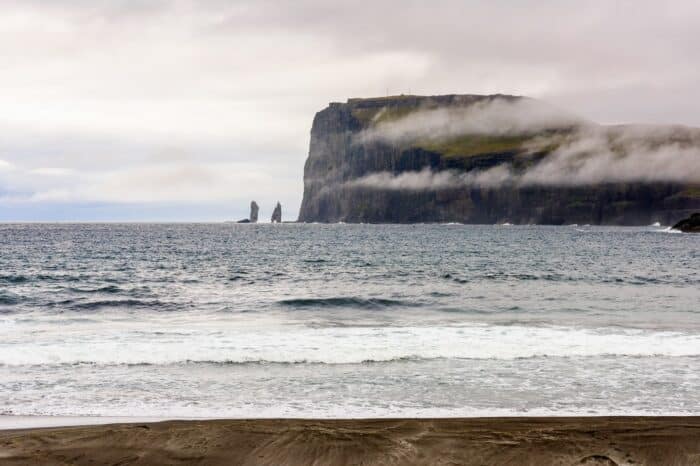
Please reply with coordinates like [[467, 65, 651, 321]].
[[358, 98, 585, 145], [351, 103, 700, 190]]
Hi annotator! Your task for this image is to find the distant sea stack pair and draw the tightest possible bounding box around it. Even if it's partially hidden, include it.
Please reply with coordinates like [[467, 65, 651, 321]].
[[236, 201, 282, 223]]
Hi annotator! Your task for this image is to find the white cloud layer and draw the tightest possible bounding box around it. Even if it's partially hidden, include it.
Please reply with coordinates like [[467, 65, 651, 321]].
[[358, 98, 585, 145], [350, 125, 700, 191]]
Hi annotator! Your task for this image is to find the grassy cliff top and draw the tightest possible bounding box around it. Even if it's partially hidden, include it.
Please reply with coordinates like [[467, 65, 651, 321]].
[[345, 93, 521, 105], [344, 95, 553, 160], [335, 94, 700, 163], [347, 93, 522, 127], [417, 134, 538, 159]]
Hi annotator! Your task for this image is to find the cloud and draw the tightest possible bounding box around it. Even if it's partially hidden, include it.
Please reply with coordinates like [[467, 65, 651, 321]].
[[0, 160, 297, 208], [519, 127, 700, 186], [348, 166, 512, 191], [29, 167, 76, 177], [357, 97, 586, 145], [349, 124, 700, 190], [1, 1, 700, 218], [0, 160, 15, 171]]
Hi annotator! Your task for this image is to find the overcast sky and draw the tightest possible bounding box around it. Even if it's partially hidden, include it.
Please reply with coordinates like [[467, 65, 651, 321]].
[[1, 0, 699, 221]]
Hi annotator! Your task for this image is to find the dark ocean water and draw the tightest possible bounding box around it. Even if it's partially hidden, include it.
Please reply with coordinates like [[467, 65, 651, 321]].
[[0, 223, 698, 417]]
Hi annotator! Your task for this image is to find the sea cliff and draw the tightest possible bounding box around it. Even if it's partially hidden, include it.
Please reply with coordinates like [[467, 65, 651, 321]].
[[298, 94, 700, 224]]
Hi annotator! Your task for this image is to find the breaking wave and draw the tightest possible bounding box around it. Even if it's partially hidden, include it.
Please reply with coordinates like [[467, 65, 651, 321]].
[[278, 297, 414, 309]]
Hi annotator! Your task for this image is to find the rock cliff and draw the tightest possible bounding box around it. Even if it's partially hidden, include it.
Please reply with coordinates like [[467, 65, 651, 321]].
[[298, 94, 700, 225]]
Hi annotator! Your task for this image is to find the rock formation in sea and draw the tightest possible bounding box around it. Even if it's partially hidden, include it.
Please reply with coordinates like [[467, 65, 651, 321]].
[[271, 202, 282, 223], [250, 201, 259, 223], [672, 213, 700, 232], [298, 94, 700, 224]]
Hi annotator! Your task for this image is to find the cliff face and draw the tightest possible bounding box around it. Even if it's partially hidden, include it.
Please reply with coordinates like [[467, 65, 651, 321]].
[[298, 94, 700, 224]]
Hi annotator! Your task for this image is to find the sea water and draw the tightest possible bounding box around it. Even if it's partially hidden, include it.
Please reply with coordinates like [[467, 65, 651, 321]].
[[0, 223, 698, 418]]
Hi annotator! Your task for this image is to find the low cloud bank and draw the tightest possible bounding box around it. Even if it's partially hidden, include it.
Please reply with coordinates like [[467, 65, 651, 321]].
[[519, 128, 700, 186], [357, 98, 586, 145], [350, 98, 700, 189], [349, 125, 700, 190], [348, 166, 512, 190]]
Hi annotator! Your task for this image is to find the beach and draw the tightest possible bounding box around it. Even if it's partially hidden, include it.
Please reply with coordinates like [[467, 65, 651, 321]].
[[2, 417, 700, 465]]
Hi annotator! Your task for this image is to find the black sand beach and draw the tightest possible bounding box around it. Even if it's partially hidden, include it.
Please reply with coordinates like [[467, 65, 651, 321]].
[[2, 417, 700, 465]]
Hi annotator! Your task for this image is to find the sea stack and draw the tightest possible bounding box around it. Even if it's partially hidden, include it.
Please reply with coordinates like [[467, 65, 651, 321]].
[[271, 202, 282, 223], [250, 201, 259, 223]]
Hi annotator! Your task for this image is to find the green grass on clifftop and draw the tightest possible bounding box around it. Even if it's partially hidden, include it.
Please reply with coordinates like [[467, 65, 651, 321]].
[[351, 104, 421, 126], [416, 134, 534, 159]]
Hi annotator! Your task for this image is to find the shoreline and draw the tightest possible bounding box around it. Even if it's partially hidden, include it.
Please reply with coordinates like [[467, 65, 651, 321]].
[[2, 417, 700, 465], [4, 411, 700, 431], [0, 416, 174, 431]]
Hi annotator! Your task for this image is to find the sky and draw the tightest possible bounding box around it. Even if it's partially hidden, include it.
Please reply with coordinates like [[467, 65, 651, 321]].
[[1, 0, 699, 221]]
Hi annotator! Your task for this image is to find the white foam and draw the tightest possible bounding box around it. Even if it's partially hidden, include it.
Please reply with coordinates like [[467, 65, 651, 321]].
[[1, 316, 698, 366], [1, 407, 697, 426]]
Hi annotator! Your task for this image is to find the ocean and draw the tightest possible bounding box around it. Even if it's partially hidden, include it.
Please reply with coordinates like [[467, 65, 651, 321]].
[[0, 223, 698, 419]]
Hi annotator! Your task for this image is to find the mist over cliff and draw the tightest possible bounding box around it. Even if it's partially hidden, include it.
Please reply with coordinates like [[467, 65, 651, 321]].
[[298, 94, 700, 224]]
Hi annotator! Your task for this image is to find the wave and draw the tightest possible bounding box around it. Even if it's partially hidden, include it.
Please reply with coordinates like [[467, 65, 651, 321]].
[[0, 356, 434, 368], [442, 272, 572, 283], [69, 299, 175, 311], [441, 271, 696, 286], [68, 285, 122, 294], [0, 274, 89, 284], [4, 404, 700, 421], [1, 324, 698, 366], [0, 275, 29, 284], [0, 292, 22, 305], [36, 274, 83, 282], [278, 297, 414, 309], [2, 352, 698, 368]]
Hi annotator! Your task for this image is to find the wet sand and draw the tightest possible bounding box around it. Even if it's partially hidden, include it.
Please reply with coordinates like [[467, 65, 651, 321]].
[[1, 417, 700, 465]]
